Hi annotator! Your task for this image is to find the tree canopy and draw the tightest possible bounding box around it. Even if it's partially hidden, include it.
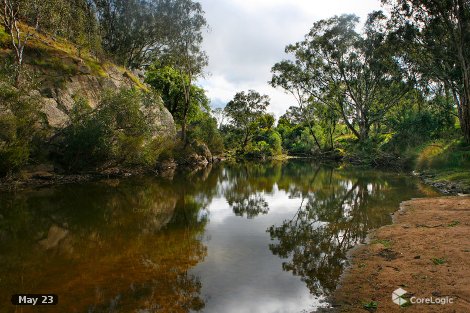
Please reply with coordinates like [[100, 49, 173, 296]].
[[272, 13, 413, 142], [383, 0, 470, 143]]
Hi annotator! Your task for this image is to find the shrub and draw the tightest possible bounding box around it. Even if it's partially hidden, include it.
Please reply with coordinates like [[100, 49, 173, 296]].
[[56, 88, 170, 171], [265, 131, 282, 156], [244, 141, 272, 160], [188, 112, 224, 155], [0, 72, 44, 176], [385, 111, 454, 152]]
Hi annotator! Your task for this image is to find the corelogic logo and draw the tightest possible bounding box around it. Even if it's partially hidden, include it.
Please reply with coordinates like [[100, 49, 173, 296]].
[[392, 288, 409, 306], [392, 288, 455, 306]]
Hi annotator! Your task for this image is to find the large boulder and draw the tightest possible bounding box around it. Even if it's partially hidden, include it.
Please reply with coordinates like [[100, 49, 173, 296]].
[[194, 142, 212, 162], [33, 63, 176, 140]]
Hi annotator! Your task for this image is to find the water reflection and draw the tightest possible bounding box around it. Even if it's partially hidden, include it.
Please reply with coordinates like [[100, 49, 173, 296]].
[[268, 164, 437, 296], [0, 173, 215, 313], [221, 163, 286, 219], [0, 161, 437, 312]]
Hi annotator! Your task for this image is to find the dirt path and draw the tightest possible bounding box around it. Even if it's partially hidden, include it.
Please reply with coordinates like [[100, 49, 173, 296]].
[[330, 196, 470, 313]]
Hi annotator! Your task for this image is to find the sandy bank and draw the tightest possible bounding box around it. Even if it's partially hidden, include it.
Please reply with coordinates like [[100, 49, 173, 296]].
[[330, 196, 470, 312]]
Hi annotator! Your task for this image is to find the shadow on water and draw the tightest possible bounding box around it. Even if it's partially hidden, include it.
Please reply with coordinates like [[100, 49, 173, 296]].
[[0, 161, 438, 312], [0, 167, 222, 313]]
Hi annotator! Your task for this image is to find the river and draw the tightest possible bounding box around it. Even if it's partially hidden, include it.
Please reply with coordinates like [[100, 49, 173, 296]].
[[0, 161, 439, 312]]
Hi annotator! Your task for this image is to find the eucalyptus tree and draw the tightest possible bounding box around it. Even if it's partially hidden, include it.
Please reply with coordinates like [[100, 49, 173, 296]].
[[212, 107, 227, 129], [145, 64, 210, 130], [0, 0, 39, 85], [158, 0, 208, 142], [270, 61, 322, 150], [383, 0, 470, 143], [224, 90, 270, 151], [93, 0, 167, 67], [272, 13, 412, 142]]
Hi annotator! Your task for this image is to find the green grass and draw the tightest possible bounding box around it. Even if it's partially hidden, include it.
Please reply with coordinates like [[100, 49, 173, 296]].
[[0, 26, 9, 47], [415, 139, 470, 191], [122, 68, 148, 91], [431, 257, 446, 265], [371, 239, 392, 248], [29, 55, 78, 75], [363, 301, 378, 311], [448, 220, 460, 227], [416, 139, 470, 170], [85, 59, 107, 77], [0, 23, 151, 93]]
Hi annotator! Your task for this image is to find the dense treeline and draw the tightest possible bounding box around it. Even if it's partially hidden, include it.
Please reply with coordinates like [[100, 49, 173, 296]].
[[265, 8, 463, 166], [220, 1, 469, 169], [0, 0, 220, 176], [0, 0, 469, 178], [2, 0, 205, 69]]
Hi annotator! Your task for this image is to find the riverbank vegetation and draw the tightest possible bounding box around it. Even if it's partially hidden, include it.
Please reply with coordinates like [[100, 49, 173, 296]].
[[0, 0, 469, 188]]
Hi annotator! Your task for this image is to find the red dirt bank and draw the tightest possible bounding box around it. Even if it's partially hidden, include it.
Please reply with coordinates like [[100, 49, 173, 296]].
[[331, 196, 470, 313]]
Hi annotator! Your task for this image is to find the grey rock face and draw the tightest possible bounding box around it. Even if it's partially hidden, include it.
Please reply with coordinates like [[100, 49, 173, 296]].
[[35, 64, 176, 140]]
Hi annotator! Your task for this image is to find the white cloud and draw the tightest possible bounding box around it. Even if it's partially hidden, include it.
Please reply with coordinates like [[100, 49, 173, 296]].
[[197, 0, 382, 118]]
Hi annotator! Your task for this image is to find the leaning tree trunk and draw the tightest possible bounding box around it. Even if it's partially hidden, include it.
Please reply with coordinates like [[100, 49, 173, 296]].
[[456, 0, 470, 143], [358, 119, 370, 142], [456, 50, 470, 143], [460, 93, 470, 144], [182, 101, 188, 144]]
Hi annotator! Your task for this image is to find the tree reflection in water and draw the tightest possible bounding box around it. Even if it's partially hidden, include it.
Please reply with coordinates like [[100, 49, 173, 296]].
[[229, 194, 269, 218], [268, 165, 421, 296], [0, 161, 434, 312], [222, 162, 282, 218], [0, 168, 221, 313]]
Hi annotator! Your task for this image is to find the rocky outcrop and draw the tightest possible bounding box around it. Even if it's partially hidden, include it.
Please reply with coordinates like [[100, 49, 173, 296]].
[[33, 63, 176, 141], [194, 142, 212, 162], [39, 224, 69, 250], [176, 142, 213, 168]]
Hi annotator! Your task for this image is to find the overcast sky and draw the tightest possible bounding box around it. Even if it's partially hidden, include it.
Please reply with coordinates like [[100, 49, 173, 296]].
[[196, 0, 382, 118]]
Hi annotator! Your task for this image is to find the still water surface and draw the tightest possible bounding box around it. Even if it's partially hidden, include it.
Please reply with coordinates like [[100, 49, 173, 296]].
[[0, 161, 438, 312]]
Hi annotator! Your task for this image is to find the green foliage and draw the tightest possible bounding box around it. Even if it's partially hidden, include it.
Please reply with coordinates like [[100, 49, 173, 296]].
[[0, 26, 9, 47], [448, 220, 460, 227], [56, 88, 169, 171], [270, 4, 468, 163], [224, 91, 269, 136], [5, 0, 208, 71], [146, 64, 221, 154], [0, 70, 44, 175], [363, 301, 378, 311], [416, 140, 470, 171], [93, 0, 208, 69], [272, 13, 412, 143], [385, 111, 454, 152], [385, 0, 470, 142], [19, 0, 102, 54], [145, 64, 209, 125], [188, 112, 224, 155], [266, 131, 282, 156], [371, 239, 392, 248], [222, 91, 283, 159], [146, 65, 186, 116], [243, 141, 271, 160], [276, 120, 328, 156], [244, 129, 283, 159], [94, 0, 162, 67], [220, 124, 242, 152], [431, 258, 446, 265]]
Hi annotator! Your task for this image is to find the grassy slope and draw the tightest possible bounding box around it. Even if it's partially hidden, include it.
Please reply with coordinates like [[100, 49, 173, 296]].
[[0, 24, 146, 90], [415, 139, 470, 192]]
